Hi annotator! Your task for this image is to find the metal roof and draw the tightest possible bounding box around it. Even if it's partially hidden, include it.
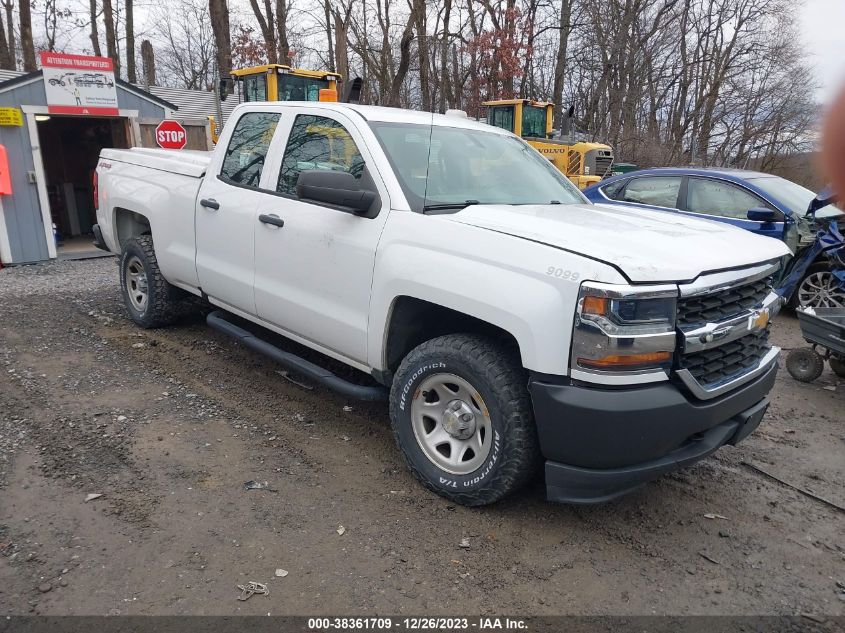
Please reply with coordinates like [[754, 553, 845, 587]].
[[133, 84, 241, 127], [0, 69, 24, 82]]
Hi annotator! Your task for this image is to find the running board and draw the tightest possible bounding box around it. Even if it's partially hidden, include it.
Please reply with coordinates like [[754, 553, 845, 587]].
[[206, 310, 388, 402]]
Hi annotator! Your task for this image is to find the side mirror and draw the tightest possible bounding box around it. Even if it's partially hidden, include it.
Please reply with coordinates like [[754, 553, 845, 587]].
[[296, 170, 377, 215], [806, 186, 837, 216], [747, 207, 777, 222]]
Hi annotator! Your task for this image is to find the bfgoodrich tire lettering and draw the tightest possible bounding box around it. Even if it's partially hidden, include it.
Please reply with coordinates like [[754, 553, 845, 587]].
[[119, 235, 188, 328], [389, 334, 540, 506]]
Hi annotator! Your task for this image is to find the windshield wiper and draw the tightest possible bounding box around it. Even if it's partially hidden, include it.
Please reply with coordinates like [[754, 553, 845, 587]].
[[422, 200, 481, 213]]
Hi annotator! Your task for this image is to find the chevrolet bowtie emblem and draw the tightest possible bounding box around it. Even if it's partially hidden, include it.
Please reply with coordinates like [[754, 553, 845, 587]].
[[748, 308, 770, 331]]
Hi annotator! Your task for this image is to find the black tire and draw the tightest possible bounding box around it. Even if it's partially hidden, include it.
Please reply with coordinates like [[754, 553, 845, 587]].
[[786, 348, 824, 383], [388, 334, 541, 506], [829, 356, 845, 379], [119, 235, 187, 328]]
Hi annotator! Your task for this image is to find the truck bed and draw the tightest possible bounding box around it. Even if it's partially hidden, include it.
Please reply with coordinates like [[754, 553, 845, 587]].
[[96, 147, 209, 291], [100, 147, 211, 178]]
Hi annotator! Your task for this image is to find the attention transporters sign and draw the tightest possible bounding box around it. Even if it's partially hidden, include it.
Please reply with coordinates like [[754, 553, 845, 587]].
[[41, 52, 119, 116]]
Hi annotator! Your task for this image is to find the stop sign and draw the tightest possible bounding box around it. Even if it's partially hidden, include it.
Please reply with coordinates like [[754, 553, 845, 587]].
[[155, 120, 187, 150]]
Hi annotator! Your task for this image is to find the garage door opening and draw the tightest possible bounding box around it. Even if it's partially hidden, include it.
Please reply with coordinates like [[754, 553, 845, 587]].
[[35, 115, 129, 258]]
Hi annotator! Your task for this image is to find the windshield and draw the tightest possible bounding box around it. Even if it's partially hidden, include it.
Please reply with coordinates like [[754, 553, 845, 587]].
[[745, 176, 816, 215], [369, 122, 586, 212], [522, 106, 547, 138], [278, 73, 330, 101]]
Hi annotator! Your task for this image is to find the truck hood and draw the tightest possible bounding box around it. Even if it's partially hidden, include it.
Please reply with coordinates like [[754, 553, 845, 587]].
[[443, 203, 791, 283]]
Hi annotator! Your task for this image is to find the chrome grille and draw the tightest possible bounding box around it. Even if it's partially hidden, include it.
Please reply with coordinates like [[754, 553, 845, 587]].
[[678, 328, 771, 387], [677, 278, 770, 328]]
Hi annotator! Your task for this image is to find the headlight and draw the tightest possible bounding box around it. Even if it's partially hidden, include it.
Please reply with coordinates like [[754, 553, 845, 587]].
[[572, 282, 678, 375]]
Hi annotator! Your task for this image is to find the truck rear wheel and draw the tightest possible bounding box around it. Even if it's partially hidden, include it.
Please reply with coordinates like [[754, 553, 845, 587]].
[[389, 334, 540, 506], [119, 235, 188, 328]]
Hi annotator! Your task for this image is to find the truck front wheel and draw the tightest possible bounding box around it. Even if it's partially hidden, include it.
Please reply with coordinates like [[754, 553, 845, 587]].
[[119, 235, 188, 328], [389, 334, 540, 506]]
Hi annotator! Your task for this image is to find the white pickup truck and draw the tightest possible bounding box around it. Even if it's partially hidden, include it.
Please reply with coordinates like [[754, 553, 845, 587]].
[[94, 102, 790, 505]]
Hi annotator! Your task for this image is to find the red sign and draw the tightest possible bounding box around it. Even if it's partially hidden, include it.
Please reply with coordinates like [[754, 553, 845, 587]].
[[155, 120, 187, 150], [41, 52, 114, 71], [41, 52, 118, 116]]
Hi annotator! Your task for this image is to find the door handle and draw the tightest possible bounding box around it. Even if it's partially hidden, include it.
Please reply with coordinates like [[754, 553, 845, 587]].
[[259, 214, 285, 228], [200, 198, 220, 210]]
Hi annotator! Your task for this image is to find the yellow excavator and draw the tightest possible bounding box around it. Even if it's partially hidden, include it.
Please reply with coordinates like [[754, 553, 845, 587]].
[[482, 99, 614, 189], [210, 64, 359, 142]]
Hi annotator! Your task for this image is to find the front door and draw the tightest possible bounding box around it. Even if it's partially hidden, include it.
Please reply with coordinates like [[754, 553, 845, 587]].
[[681, 177, 786, 241], [253, 109, 389, 364], [195, 111, 282, 314]]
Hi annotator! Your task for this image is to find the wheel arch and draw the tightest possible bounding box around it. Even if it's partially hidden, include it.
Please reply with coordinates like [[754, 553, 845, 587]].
[[113, 207, 152, 250], [378, 295, 525, 383]]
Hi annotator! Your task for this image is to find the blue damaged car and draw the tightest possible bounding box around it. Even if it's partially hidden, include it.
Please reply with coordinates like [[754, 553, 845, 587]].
[[583, 167, 845, 307]]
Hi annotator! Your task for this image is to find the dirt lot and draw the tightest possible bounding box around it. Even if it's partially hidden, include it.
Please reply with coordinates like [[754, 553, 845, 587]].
[[0, 257, 843, 616]]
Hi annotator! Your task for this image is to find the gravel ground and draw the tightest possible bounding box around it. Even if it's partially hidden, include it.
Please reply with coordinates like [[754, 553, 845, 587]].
[[0, 257, 843, 616]]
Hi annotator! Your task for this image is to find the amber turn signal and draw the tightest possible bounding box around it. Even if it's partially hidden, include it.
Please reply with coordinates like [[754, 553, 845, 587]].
[[577, 351, 671, 370], [581, 295, 608, 316]]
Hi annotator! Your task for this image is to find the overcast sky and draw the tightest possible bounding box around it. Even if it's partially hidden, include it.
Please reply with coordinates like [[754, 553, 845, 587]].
[[799, 0, 845, 104]]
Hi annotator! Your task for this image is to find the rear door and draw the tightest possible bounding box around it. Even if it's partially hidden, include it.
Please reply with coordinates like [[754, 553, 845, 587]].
[[195, 111, 283, 314], [680, 177, 785, 240]]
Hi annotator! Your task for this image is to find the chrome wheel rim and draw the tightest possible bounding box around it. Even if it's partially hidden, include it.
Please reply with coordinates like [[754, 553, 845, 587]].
[[798, 271, 845, 308], [125, 255, 149, 313], [410, 373, 493, 475]]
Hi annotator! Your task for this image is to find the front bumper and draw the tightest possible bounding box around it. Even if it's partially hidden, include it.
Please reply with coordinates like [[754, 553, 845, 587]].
[[530, 360, 778, 504]]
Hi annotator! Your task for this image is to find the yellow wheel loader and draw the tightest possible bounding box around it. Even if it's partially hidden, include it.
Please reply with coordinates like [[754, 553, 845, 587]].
[[210, 65, 362, 143], [482, 99, 614, 189]]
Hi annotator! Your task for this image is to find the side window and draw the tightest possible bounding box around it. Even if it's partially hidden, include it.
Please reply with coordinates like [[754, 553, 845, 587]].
[[277, 115, 365, 196], [600, 179, 627, 200], [243, 74, 266, 102], [687, 178, 768, 219], [219, 112, 280, 188], [622, 177, 682, 208], [488, 106, 515, 133]]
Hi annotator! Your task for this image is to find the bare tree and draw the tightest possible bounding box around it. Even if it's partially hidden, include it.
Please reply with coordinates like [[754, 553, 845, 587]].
[[276, 0, 291, 64], [551, 0, 572, 127], [0, 8, 11, 69], [126, 0, 136, 82], [141, 39, 155, 85], [249, 0, 279, 64], [102, 0, 119, 73], [322, 0, 335, 72], [89, 0, 102, 57], [2, 1, 13, 70], [333, 2, 354, 83], [19, 0, 36, 71], [209, 0, 232, 81], [153, 0, 217, 89], [388, 0, 425, 106], [14, 0, 807, 173]]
